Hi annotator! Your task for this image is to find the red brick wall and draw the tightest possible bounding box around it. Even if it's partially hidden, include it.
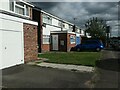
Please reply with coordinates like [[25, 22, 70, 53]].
[[42, 44, 50, 52], [67, 34, 76, 52], [23, 23, 38, 62]]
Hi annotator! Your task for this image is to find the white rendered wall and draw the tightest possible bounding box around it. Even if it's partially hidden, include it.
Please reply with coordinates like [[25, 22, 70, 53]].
[[0, 30, 2, 69], [0, 18, 23, 32], [0, 0, 9, 11], [52, 18, 59, 27], [0, 14, 2, 69], [43, 25, 61, 35], [0, 29, 1, 90]]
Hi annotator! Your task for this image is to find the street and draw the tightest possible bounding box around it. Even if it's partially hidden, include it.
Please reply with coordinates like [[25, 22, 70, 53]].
[[95, 49, 120, 88]]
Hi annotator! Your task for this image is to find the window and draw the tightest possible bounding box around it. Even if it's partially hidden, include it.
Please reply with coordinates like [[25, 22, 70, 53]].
[[26, 5, 30, 16], [43, 35, 50, 44], [42, 14, 52, 25], [69, 25, 73, 30], [15, 5, 24, 15], [9, 0, 30, 17], [58, 20, 62, 27], [10, 0, 14, 11], [58, 21, 65, 28], [70, 35, 75, 44], [62, 23, 65, 28]]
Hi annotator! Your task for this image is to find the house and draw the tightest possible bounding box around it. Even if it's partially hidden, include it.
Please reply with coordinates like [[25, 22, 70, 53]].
[[0, 0, 84, 69], [0, 0, 38, 69], [50, 31, 76, 52], [32, 7, 82, 52]]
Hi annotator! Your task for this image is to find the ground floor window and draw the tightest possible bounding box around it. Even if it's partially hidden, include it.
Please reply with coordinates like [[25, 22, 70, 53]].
[[43, 35, 50, 44], [70, 35, 75, 44]]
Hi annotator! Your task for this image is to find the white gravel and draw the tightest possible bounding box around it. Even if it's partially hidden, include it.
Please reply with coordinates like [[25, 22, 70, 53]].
[[37, 62, 94, 72]]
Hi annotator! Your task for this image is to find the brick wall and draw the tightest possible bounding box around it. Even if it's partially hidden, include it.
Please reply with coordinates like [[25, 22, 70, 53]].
[[42, 44, 50, 52], [67, 34, 76, 52], [23, 23, 38, 62]]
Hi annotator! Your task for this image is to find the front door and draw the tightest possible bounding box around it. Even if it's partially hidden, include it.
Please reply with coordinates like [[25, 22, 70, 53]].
[[52, 35, 58, 50]]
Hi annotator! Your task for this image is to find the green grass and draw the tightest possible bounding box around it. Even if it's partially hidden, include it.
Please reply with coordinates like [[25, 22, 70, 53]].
[[38, 52, 101, 67]]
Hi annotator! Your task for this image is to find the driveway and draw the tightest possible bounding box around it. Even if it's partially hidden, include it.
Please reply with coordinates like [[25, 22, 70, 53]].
[[95, 49, 120, 88], [2, 64, 93, 88]]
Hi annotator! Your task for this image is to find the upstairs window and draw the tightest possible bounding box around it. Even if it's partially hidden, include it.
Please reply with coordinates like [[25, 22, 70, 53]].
[[10, 1, 14, 11], [58, 20, 62, 27], [42, 14, 52, 25], [58, 21, 65, 28], [62, 23, 65, 28], [9, 0, 30, 17], [15, 5, 24, 15], [69, 25, 73, 30]]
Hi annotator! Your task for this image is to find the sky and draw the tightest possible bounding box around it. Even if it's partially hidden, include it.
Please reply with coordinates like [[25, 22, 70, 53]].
[[30, 1, 119, 37]]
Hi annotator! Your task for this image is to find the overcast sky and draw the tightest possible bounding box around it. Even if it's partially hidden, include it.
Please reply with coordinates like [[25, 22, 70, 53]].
[[31, 1, 119, 37]]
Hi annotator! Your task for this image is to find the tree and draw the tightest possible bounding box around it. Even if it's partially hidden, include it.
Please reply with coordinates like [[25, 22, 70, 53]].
[[85, 17, 107, 45]]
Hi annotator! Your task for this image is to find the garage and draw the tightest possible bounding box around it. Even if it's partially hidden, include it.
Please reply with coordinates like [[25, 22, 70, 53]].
[[0, 16, 24, 69], [2, 30, 24, 69]]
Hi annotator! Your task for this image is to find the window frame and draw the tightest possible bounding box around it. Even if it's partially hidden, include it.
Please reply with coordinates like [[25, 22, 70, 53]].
[[43, 35, 50, 44], [42, 14, 52, 25], [10, 0, 30, 17], [70, 35, 76, 44]]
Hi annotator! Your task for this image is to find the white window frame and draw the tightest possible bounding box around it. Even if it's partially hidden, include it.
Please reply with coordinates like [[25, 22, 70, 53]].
[[43, 35, 50, 44], [70, 35, 76, 44], [42, 14, 52, 25], [10, 0, 30, 17], [58, 20, 62, 27]]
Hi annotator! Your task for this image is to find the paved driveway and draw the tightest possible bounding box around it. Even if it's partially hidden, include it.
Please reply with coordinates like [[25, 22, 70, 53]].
[[2, 64, 93, 88]]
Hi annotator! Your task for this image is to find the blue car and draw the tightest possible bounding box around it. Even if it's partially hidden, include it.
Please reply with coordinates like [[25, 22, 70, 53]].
[[73, 40, 104, 52]]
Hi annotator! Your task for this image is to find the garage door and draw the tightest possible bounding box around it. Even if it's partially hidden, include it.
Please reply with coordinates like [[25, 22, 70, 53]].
[[2, 30, 24, 69]]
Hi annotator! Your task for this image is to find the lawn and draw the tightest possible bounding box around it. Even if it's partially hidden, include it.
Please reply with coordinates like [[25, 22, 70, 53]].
[[38, 52, 101, 67]]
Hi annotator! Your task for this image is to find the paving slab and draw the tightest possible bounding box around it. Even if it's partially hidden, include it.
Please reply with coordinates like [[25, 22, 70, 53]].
[[37, 62, 94, 72]]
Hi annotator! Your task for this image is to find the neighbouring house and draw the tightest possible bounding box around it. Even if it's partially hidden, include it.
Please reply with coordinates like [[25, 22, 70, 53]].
[[0, 0, 38, 69], [32, 7, 83, 52], [50, 31, 76, 52]]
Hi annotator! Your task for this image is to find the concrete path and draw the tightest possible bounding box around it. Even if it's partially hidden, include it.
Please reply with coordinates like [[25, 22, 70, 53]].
[[37, 62, 94, 72]]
